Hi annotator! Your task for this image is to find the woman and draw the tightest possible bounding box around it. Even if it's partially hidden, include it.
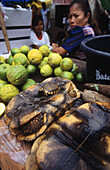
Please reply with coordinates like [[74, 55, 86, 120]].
[[30, 15, 52, 50], [51, 0, 95, 60]]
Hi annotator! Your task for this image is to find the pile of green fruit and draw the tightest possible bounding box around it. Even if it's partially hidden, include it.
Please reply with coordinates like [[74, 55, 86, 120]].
[[0, 44, 83, 103]]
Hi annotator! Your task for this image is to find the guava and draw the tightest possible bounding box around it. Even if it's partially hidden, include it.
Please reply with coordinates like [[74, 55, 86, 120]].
[[60, 58, 73, 71], [11, 48, 20, 56], [75, 72, 83, 82], [38, 60, 48, 69], [39, 45, 50, 57], [71, 63, 79, 75], [0, 64, 11, 81], [20, 45, 30, 55], [40, 64, 53, 77], [27, 49, 43, 65], [60, 71, 74, 80], [54, 66, 63, 77], [43, 57, 48, 63], [48, 53, 62, 67]]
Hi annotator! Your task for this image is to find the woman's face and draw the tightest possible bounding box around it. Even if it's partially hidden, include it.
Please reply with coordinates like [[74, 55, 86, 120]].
[[69, 3, 90, 29], [34, 20, 44, 34]]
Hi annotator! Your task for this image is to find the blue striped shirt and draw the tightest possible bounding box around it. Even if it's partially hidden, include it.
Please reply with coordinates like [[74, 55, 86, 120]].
[[61, 25, 95, 60]]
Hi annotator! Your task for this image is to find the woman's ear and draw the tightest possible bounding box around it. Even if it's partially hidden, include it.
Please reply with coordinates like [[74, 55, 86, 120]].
[[85, 12, 90, 23]]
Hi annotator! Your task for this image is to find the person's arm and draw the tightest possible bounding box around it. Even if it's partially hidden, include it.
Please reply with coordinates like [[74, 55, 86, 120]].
[[47, 9, 50, 30], [51, 46, 68, 56], [30, 44, 39, 49], [30, 30, 39, 49]]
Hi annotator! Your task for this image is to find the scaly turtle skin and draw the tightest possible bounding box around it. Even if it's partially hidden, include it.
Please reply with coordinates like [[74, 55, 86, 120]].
[[4, 77, 81, 141], [26, 102, 110, 170]]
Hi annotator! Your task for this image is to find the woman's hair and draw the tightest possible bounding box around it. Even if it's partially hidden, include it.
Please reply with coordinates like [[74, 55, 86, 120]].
[[69, 0, 92, 24], [31, 4, 38, 11], [32, 15, 43, 29]]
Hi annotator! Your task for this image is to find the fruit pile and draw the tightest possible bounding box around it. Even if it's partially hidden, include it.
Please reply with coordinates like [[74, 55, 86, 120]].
[[0, 44, 83, 105]]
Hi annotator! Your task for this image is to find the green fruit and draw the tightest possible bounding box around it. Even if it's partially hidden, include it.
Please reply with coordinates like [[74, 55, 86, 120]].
[[27, 64, 37, 75], [22, 78, 36, 91], [0, 56, 6, 64], [27, 49, 43, 65], [76, 72, 83, 82], [0, 64, 11, 81], [43, 57, 48, 63], [54, 66, 63, 77], [0, 102, 6, 116], [40, 64, 53, 77], [71, 63, 79, 75], [60, 58, 73, 71], [6, 65, 28, 86], [48, 53, 62, 67], [11, 48, 20, 56], [0, 84, 19, 103], [20, 45, 30, 55], [12, 53, 29, 67], [38, 60, 47, 69], [60, 71, 74, 80], [0, 79, 8, 89], [6, 55, 13, 65], [39, 45, 50, 57]]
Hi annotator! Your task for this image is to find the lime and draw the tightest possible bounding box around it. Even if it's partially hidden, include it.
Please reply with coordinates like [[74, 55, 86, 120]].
[[22, 78, 36, 91], [54, 66, 63, 77], [40, 64, 53, 77], [6, 55, 13, 65], [60, 71, 74, 80], [27, 64, 37, 75], [60, 58, 73, 71], [11, 48, 20, 56], [20, 45, 30, 55], [48, 53, 62, 67], [76, 72, 83, 82], [0, 103, 6, 116], [71, 63, 79, 75]]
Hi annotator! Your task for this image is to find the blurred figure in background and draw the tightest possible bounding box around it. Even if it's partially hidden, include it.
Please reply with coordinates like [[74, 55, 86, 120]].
[[30, 15, 52, 50], [41, 2, 50, 32]]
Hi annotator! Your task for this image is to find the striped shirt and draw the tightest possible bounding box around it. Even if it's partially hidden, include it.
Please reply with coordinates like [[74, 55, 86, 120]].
[[61, 25, 95, 60]]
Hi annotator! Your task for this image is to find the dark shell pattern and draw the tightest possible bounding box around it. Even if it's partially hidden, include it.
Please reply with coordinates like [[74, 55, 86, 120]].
[[4, 77, 81, 141], [26, 102, 110, 170]]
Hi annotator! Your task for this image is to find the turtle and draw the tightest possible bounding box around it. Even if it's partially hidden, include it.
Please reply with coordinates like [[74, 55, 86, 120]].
[[4, 77, 81, 141], [25, 102, 110, 170]]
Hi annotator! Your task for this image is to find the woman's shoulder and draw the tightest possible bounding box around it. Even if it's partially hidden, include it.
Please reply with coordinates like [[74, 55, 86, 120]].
[[82, 25, 95, 36]]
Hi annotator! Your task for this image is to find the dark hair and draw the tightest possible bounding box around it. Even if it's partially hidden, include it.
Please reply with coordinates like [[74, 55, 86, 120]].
[[69, 0, 92, 24], [31, 4, 38, 10], [32, 15, 43, 29]]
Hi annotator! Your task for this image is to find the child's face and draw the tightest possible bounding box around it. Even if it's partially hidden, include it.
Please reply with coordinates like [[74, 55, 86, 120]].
[[34, 20, 43, 34], [68, 3, 90, 29]]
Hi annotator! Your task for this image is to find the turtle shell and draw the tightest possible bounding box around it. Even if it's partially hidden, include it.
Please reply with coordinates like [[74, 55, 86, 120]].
[[4, 77, 81, 141], [26, 102, 110, 170]]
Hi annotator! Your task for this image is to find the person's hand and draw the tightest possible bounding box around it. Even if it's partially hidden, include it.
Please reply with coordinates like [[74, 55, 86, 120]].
[[52, 43, 59, 48]]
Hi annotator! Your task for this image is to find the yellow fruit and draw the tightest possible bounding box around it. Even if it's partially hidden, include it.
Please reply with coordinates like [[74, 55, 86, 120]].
[[0, 56, 6, 64], [0, 103, 6, 116], [27, 49, 43, 65], [38, 60, 48, 69], [40, 64, 53, 77], [60, 58, 73, 71], [20, 45, 30, 55], [43, 57, 48, 62], [54, 66, 63, 77], [39, 45, 50, 57], [48, 53, 62, 67], [0, 84, 19, 103], [13, 53, 29, 67]]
